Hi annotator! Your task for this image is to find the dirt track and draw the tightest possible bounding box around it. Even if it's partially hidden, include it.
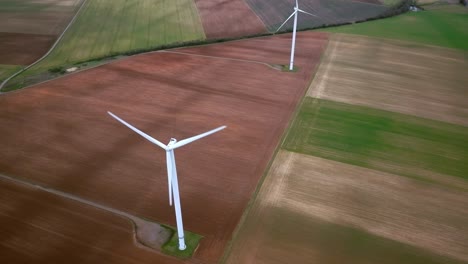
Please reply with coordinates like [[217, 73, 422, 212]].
[[225, 151, 468, 263], [193, 0, 267, 39], [307, 34, 468, 126], [0, 178, 181, 264], [0, 32, 328, 263]]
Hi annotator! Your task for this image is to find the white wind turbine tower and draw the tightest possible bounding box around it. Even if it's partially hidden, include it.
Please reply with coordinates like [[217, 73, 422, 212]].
[[276, 0, 318, 71], [108, 111, 226, 250]]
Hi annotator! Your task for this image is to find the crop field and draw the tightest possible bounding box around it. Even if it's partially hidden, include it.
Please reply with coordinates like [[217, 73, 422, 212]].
[[225, 6, 468, 263], [0, 0, 83, 35], [244, 0, 388, 32], [321, 4, 468, 50], [225, 151, 468, 264], [283, 97, 468, 184], [21, 0, 205, 73], [0, 0, 83, 65], [0, 178, 183, 264], [193, 0, 266, 39], [0, 32, 55, 65], [307, 34, 468, 126], [0, 32, 328, 264]]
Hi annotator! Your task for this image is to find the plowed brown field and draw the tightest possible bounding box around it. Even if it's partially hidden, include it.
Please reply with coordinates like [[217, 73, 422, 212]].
[[193, 0, 267, 39], [225, 151, 468, 263], [307, 34, 468, 126], [0, 33, 56, 65], [0, 32, 328, 263], [0, 178, 181, 264], [0, 0, 83, 65]]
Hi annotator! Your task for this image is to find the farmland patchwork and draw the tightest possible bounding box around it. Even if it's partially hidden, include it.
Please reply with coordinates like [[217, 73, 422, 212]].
[[25, 0, 205, 71], [0, 32, 328, 264]]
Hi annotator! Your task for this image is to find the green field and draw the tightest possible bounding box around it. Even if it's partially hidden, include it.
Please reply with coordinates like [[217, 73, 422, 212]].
[[24, 0, 205, 72], [283, 98, 468, 181], [0, 65, 22, 82], [320, 4, 468, 50]]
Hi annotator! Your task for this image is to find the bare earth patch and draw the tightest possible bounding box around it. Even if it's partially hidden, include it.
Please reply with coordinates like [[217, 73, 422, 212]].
[[307, 34, 468, 126], [0, 32, 327, 264], [0, 11, 78, 35], [225, 150, 468, 263], [0, 32, 56, 65], [193, 0, 267, 39], [0, 178, 181, 264]]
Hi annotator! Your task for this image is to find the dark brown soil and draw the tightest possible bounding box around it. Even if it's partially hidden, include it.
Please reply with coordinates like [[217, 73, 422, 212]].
[[0, 32, 56, 65], [0, 32, 328, 263], [0, 179, 181, 264], [194, 0, 267, 39]]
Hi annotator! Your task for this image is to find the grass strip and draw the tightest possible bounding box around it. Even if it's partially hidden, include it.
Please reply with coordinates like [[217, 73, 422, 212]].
[[283, 97, 468, 180], [161, 225, 203, 259], [320, 4, 468, 50]]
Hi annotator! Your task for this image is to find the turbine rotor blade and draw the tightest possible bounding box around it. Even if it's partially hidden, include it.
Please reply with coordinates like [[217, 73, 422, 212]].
[[295, 0, 299, 8], [276, 11, 296, 33], [297, 8, 318, 17], [166, 151, 173, 206], [108, 111, 168, 150], [170, 126, 226, 150]]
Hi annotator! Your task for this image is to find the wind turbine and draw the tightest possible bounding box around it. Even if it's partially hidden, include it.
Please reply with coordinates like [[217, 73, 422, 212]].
[[276, 0, 318, 71], [108, 111, 226, 250]]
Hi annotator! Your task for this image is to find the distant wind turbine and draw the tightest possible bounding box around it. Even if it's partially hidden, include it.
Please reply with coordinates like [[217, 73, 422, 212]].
[[108, 111, 226, 250], [276, 0, 318, 71]]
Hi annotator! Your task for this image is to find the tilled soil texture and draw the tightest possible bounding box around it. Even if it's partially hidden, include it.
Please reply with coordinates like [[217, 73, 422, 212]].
[[307, 34, 468, 126], [0, 10, 78, 36], [0, 178, 181, 264], [0, 32, 56, 65], [0, 0, 83, 65], [225, 151, 468, 264], [244, 0, 388, 32], [0, 32, 328, 264], [193, 0, 267, 39]]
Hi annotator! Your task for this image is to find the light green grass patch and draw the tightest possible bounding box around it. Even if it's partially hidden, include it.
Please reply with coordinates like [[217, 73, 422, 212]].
[[283, 98, 468, 180], [161, 225, 202, 259], [320, 4, 468, 50], [0, 65, 22, 82]]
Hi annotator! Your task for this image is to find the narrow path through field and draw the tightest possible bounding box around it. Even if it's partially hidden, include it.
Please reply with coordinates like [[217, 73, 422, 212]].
[[0, 173, 170, 250]]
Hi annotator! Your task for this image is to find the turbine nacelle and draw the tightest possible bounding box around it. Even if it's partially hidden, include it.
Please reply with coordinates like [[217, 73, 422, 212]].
[[168, 138, 177, 146]]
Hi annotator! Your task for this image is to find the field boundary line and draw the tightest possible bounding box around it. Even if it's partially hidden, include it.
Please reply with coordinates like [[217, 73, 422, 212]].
[[0, 172, 172, 251], [159, 50, 280, 70], [0, 172, 135, 220], [280, 35, 332, 148], [0, 0, 89, 91], [220, 35, 331, 263], [332, 32, 468, 55], [307, 35, 340, 100]]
